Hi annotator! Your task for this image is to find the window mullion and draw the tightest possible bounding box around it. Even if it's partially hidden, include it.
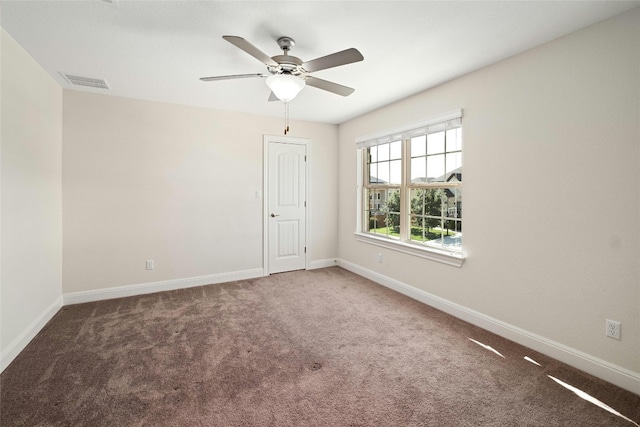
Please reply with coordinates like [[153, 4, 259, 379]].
[[399, 138, 409, 242], [362, 150, 368, 231]]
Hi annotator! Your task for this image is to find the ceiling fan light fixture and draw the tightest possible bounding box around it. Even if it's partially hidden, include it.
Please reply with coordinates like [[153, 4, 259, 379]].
[[266, 74, 305, 102]]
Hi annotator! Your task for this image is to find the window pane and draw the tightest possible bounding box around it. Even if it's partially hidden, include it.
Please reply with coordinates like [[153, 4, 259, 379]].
[[426, 188, 444, 216], [446, 152, 462, 175], [369, 163, 378, 184], [383, 188, 401, 238], [378, 161, 390, 183], [410, 188, 444, 217], [446, 128, 461, 152], [389, 159, 401, 184], [427, 154, 445, 180], [369, 145, 378, 163], [411, 135, 426, 157], [444, 187, 461, 218], [427, 132, 445, 155], [390, 140, 402, 160], [411, 157, 426, 182], [387, 213, 401, 236], [378, 143, 390, 161]]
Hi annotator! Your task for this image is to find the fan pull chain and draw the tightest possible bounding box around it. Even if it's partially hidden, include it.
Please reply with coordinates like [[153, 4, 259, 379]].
[[284, 101, 290, 135]]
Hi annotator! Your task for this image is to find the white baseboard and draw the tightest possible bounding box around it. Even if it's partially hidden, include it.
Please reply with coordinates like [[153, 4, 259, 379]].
[[1, 296, 63, 372], [309, 258, 339, 270], [63, 268, 264, 305], [337, 259, 640, 396]]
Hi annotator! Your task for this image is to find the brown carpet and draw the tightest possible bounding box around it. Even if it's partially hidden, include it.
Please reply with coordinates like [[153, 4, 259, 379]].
[[2, 267, 639, 426]]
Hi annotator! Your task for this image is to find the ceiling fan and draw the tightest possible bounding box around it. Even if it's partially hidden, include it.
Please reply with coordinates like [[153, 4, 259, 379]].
[[200, 36, 364, 102]]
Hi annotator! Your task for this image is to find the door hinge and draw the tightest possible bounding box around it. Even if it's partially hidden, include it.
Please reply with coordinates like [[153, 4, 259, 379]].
[[304, 201, 307, 207], [304, 247, 307, 253], [304, 155, 307, 161]]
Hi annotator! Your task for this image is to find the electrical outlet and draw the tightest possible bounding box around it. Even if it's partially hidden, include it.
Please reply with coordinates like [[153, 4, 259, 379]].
[[377, 253, 383, 263], [606, 319, 621, 340], [146, 260, 154, 270]]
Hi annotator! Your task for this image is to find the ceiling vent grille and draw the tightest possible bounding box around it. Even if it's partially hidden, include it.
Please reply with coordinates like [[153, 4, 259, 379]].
[[61, 73, 110, 89]]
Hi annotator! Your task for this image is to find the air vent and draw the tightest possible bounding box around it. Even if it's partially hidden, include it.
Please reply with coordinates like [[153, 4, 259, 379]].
[[60, 73, 110, 90]]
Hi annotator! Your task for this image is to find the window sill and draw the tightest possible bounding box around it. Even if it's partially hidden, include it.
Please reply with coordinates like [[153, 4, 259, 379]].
[[354, 232, 465, 267]]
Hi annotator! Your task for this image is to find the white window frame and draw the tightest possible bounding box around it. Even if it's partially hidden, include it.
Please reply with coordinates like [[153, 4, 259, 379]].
[[355, 110, 465, 268]]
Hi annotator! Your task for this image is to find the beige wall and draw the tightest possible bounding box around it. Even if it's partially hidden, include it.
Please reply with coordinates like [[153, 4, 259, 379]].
[[1, 30, 63, 363], [338, 9, 640, 378], [62, 91, 338, 293]]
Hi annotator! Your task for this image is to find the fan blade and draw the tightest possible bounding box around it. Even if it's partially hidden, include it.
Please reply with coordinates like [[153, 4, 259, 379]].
[[268, 91, 279, 102], [223, 36, 279, 67], [200, 73, 267, 82], [302, 48, 363, 73], [305, 76, 355, 97]]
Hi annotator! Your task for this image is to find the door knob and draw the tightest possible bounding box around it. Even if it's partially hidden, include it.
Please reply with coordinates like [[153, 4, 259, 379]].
[[270, 213, 280, 217]]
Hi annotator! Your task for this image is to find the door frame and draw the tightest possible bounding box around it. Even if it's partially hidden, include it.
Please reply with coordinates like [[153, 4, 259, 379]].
[[263, 135, 311, 275]]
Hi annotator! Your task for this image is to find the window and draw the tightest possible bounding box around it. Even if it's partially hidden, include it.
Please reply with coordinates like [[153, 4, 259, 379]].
[[356, 110, 463, 264]]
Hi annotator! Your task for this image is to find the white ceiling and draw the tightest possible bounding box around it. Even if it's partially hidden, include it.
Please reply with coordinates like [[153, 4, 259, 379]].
[[2, 1, 639, 124]]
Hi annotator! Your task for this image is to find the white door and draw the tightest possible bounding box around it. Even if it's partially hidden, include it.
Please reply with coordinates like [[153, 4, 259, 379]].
[[267, 141, 307, 274]]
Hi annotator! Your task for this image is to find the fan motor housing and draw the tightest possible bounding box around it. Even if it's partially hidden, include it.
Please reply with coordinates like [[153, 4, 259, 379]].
[[269, 55, 304, 75]]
